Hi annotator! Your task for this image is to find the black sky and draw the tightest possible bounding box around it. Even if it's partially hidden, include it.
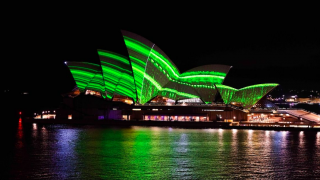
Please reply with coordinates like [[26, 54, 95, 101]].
[[4, 15, 320, 97]]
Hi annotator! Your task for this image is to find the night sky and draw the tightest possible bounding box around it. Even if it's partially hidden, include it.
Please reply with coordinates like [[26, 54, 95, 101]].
[[4, 17, 320, 99]]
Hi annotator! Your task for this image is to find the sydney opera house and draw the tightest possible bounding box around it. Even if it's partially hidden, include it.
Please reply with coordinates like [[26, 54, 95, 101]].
[[58, 30, 279, 123]]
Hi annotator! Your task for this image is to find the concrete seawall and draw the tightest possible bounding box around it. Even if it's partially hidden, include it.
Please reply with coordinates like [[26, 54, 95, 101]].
[[23, 118, 320, 131]]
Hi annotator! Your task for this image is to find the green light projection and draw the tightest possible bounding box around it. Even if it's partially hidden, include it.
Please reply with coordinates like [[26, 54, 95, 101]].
[[67, 62, 106, 98], [214, 84, 238, 104], [121, 30, 230, 104], [98, 50, 136, 101], [66, 30, 277, 106], [160, 81, 201, 100], [215, 83, 279, 108], [86, 71, 106, 99]]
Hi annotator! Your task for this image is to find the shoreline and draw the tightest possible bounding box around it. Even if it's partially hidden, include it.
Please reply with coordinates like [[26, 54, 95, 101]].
[[23, 118, 320, 131]]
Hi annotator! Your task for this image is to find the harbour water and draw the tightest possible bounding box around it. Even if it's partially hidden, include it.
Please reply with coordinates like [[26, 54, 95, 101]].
[[6, 121, 320, 179]]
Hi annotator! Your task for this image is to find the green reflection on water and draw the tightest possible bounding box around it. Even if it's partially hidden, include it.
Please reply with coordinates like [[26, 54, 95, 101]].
[[55, 126, 320, 179]]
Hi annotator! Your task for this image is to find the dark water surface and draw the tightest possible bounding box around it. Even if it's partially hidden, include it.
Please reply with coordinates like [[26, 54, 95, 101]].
[[6, 121, 320, 179]]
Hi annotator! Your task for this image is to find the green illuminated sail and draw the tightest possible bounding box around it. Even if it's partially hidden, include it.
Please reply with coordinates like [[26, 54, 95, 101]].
[[86, 71, 106, 98], [98, 50, 137, 101], [66, 30, 278, 107], [66, 62, 105, 96], [215, 84, 238, 104], [121, 30, 231, 104], [215, 83, 279, 108]]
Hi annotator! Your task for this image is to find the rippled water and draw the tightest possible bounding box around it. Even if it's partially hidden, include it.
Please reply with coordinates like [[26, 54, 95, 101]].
[[6, 121, 320, 179]]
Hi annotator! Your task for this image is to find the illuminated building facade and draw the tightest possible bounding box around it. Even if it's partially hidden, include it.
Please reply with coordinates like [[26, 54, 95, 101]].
[[65, 30, 278, 112]]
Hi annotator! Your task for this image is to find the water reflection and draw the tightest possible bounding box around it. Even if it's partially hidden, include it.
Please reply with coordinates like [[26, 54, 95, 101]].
[[317, 132, 320, 145], [16, 118, 23, 149], [218, 128, 223, 148], [54, 128, 80, 179], [32, 123, 37, 130], [8, 124, 320, 179], [232, 129, 238, 153]]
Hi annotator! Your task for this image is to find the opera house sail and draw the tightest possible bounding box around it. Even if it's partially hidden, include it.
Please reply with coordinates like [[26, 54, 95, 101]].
[[215, 84, 279, 109], [97, 50, 137, 101], [65, 30, 278, 109], [66, 62, 106, 98], [121, 30, 232, 104]]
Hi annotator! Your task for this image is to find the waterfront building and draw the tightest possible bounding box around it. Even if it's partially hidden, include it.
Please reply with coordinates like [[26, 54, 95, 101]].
[[50, 30, 320, 126], [65, 30, 277, 105]]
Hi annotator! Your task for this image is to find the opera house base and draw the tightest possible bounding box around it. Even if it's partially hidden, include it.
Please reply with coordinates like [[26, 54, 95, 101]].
[[45, 95, 248, 122], [25, 95, 319, 131]]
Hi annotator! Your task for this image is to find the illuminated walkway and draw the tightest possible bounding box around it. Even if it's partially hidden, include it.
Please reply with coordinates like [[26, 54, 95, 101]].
[[284, 110, 320, 124]]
